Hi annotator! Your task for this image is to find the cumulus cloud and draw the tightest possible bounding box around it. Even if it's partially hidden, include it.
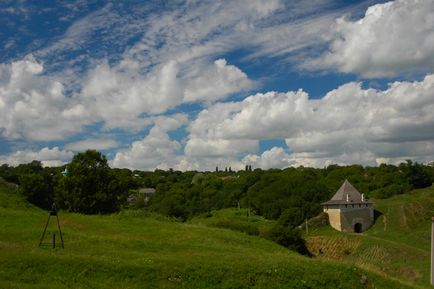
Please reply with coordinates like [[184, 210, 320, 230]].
[[0, 147, 73, 167], [186, 73, 434, 168], [80, 60, 183, 130], [184, 59, 253, 103], [111, 114, 188, 170], [242, 147, 294, 170], [178, 146, 292, 171], [306, 0, 434, 77], [65, 138, 119, 151], [188, 90, 315, 140], [80, 58, 252, 130], [4, 0, 434, 171], [185, 138, 257, 158], [0, 56, 91, 140]]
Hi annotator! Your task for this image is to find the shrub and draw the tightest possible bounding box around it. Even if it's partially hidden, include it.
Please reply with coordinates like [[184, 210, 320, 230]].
[[213, 219, 260, 236], [265, 225, 309, 255]]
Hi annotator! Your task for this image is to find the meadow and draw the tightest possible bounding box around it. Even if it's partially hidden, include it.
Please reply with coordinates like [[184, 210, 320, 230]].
[[304, 186, 434, 289], [0, 181, 420, 289]]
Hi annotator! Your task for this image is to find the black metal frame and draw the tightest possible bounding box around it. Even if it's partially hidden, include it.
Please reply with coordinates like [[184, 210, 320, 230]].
[[38, 203, 64, 248]]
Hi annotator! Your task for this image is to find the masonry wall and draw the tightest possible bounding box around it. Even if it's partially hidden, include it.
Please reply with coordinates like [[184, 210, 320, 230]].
[[324, 206, 342, 231], [340, 205, 374, 232], [324, 204, 374, 232]]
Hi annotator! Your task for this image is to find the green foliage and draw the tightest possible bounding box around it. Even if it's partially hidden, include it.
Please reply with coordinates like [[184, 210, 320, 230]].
[[399, 160, 432, 188], [278, 207, 305, 228], [19, 172, 54, 209], [214, 219, 260, 236], [55, 150, 127, 214], [306, 186, 434, 288], [0, 183, 416, 289], [1, 156, 433, 222], [17, 161, 57, 209], [266, 225, 308, 255], [145, 162, 433, 223]]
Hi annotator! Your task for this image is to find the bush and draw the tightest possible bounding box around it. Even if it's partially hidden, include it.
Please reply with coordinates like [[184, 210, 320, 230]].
[[371, 183, 411, 199], [278, 208, 304, 228], [19, 172, 54, 209], [265, 225, 308, 255], [213, 219, 259, 236]]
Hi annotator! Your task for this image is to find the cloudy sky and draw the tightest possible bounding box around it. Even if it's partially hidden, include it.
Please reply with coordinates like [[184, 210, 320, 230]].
[[1, 0, 434, 170]]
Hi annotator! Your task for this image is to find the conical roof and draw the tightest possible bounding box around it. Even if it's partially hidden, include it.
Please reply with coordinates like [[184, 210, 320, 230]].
[[322, 180, 373, 205]]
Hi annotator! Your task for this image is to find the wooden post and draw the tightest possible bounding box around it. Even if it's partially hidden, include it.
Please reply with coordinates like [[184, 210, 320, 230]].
[[431, 216, 434, 285]]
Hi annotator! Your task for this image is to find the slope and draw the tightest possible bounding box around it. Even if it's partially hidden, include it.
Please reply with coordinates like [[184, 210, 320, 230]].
[[306, 186, 434, 288], [0, 182, 415, 289]]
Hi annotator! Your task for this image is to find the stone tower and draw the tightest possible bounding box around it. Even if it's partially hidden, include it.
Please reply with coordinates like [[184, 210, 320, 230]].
[[322, 180, 374, 233]]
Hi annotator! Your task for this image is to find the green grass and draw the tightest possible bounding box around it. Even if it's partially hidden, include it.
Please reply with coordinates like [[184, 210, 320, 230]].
[[305, 186, 434, 288], [0, 184, 415, 289], [189, 208, 276, 236]]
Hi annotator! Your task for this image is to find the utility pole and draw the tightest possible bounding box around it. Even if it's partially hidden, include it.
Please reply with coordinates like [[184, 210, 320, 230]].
[[431, 216, 434, 285]]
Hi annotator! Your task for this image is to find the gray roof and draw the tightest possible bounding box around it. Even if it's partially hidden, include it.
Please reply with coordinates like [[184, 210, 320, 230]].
[[138, 188, 156, 195], [322, 180, 373, 205]]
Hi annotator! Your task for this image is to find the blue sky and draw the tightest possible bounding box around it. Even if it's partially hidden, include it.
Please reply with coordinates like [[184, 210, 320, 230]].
[[1, 0, 434, 170]]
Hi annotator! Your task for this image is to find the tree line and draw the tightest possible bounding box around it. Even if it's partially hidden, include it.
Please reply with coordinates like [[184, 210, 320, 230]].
[[1, 150, 433, 224]]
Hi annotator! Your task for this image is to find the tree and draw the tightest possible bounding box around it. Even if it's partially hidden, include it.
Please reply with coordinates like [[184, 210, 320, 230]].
[[267, 225, 307, 254], [20, 173, 50, 209], [55, 150, 126, 214], [400, 160, 432, 189], [278, 207, 304, 228]]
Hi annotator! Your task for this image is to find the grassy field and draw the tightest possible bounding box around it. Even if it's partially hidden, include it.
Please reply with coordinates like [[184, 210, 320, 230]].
[[305, 186, 434, 289], [0, 182, 417, 289]]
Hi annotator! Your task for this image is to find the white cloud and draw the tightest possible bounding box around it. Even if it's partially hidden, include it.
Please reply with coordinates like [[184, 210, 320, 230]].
[[80, 60, 183, 130], [80, 58, 252, 131], [185, 138, 258, 158], [178, 146, 292, 172], [306, 0, 434, 77], [5, 0, 434, 171], [184, 59, 253, 103], [176, 155, 244, 172], [242, 147, 294, 169], [2, 0, 345, 138], [0, 147, 73, 167], [111, 114, 188, 170], [0, 56, 91, 140], [65, 138, 119, 151], [188, 90, 314, 140], [185, 73, 434, 168]]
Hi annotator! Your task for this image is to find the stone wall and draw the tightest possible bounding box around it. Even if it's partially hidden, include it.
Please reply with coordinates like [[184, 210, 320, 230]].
[[324, 204, 374, 232], [340, 206, 373, 232], [324, 207, 342, 231]]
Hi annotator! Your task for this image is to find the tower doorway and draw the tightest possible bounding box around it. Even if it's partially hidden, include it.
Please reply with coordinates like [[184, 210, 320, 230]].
[[354, 223, 362, 233]]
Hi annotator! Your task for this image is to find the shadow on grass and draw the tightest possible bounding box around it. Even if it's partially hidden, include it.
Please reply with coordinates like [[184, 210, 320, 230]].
[[374, 210, 383, 223]]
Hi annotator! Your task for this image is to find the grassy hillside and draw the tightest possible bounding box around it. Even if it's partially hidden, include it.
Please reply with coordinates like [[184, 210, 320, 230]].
[[0, 183, 415, 289], [305, 186, 434, 288], [189, 208, 277, 236]]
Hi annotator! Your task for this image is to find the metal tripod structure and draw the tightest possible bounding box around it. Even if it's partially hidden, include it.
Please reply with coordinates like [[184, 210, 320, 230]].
[[39, 203, 64, 248]]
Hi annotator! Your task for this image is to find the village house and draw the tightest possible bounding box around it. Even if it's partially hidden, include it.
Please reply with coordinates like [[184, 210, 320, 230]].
[[322, 180, 374, 233], [127, 187, 156, 206]]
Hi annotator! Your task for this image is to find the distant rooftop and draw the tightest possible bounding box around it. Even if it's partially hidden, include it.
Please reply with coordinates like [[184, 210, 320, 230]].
[[322, 180, 373, 205], [138, 188, 156, 194]]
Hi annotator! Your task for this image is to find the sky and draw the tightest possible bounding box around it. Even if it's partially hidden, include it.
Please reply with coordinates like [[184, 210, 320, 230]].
[[1, 0, 434, 171]]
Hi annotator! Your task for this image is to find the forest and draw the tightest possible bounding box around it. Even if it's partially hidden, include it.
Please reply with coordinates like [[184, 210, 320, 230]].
[[1, 150, 433, 253], [1, 150, 433, 223]]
